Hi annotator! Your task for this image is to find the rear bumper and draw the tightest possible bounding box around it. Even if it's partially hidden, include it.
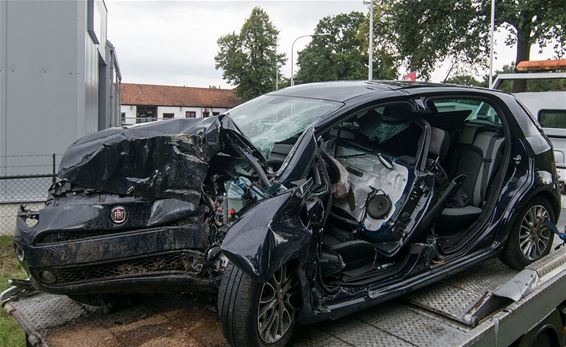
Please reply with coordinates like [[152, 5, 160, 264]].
[[14, 222, 213, 295]]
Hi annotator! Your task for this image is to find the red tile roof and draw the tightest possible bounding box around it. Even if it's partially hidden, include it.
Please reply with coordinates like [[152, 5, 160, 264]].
[[121, 83, 240, 108]]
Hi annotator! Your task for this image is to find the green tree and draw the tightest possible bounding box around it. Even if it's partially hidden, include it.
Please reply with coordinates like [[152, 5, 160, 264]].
[[379, 0, 565, 90], [215, 7, 286, 100], [378, 1, 485, 80], [445, 74, 486, 87], [494, 0, 565, 91], [485, 63, 515, 92], [295, 12, 375, 84], [358, 3, 400, 80]]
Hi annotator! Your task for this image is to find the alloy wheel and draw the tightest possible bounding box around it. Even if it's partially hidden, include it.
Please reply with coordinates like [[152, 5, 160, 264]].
[[519, 205, 551, 260], [257, 264, 298, 344]]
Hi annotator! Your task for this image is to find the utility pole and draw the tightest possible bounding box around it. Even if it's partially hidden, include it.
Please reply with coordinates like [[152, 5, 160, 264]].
[[369, 0, 374, 80]]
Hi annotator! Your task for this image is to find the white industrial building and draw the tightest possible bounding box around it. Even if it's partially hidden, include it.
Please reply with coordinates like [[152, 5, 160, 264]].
[[0, 0, 121, 177], [0, 0, 120, 231], [120, 83, 239, 125], [0, 0, 121, 234]]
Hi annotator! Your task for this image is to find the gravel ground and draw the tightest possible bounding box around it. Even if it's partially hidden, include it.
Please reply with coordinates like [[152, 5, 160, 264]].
[[46, 296, 227, 347]]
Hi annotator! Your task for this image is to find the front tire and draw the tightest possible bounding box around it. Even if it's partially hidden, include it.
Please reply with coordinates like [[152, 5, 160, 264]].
[[500, 197, 555, 269], [218, 262, 298, 347]]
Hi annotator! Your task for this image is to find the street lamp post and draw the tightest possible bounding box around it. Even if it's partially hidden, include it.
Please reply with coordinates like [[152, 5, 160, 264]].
[[369, 0, 374, 80], [488, 0, 496, 88], [290, 34, 330, 86]]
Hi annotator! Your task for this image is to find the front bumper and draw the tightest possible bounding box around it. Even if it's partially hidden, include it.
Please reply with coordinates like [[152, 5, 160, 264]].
[[14, 223, 213, 295]]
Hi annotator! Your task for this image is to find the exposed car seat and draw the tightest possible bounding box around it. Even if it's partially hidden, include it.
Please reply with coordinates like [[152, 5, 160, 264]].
[[469, 131, 505, 205], [417, 127, 459, 232], [423, 110, 470, 135], [399, 126, 450, 167], [429, 127, 451, 159], [437, 128, 504, 232]]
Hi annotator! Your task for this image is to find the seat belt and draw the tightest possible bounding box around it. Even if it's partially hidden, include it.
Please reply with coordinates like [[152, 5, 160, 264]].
[[480, 136, 498, 205]]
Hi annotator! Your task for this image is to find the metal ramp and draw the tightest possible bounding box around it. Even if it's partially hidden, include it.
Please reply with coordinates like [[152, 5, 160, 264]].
[[292, 245, 566, 347], [291, 256, 519, 347]]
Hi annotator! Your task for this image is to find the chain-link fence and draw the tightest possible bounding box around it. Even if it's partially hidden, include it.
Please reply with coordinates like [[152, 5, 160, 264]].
[[0, 154, 59, 235]]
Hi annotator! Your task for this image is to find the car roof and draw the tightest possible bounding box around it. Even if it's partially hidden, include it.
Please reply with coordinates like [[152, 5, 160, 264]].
[[269, 80, 504, 102]]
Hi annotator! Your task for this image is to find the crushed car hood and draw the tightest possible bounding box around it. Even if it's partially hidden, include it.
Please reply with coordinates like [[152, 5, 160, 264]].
[[57, 117, 223, 204]]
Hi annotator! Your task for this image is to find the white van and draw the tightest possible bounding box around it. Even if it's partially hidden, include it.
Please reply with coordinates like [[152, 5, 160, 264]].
[[492, 61, 566, 189]]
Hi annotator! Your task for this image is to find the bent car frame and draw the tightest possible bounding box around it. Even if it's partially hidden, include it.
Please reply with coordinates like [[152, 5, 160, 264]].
[[13, 81, 560, 346]]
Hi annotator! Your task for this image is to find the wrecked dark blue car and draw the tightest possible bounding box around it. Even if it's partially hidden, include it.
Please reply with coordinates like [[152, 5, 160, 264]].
[[13, 82, 560, 347]]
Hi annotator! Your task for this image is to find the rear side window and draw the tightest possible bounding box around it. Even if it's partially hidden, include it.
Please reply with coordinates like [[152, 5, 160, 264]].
[[538, 109, 566, 129], [431, 99, 501, 125]]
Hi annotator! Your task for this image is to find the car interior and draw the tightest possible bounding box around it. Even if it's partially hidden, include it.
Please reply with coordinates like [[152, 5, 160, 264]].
[[262, 97, 508, 287], [329, 99, 505, 285]]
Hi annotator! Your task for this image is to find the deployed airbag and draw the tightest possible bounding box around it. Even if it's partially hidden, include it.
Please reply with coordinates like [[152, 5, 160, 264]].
[[332, 146, 410, 233]]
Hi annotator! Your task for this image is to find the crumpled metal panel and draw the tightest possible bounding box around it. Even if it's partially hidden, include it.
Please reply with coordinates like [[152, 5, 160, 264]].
[[57, 117, 222, 202], [221, 190, 312, 283]]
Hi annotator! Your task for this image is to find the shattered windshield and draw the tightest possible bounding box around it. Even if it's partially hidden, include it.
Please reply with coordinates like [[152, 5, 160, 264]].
[[227, 95, 342, 159]]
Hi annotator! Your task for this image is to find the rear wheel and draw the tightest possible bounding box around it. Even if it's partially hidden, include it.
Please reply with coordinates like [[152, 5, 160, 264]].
[[500, 197, 555, 269], [218, 262, 299, 347]]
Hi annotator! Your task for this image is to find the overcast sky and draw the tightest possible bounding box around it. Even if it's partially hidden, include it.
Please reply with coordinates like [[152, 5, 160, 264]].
[[106, 0, 558, 89]]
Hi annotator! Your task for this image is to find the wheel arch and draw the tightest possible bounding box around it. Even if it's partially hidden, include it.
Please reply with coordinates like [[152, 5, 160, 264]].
[[515, 187, 559, 224], [533, 190, 561, 221], [499, 188, 559, 247], [498, 188, 559, 269]]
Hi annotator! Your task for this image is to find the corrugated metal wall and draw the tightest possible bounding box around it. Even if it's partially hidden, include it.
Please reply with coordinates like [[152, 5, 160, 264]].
[[1, 1, 82, 173], [0, 0, 7, 176], [0, 0, 116, 176]]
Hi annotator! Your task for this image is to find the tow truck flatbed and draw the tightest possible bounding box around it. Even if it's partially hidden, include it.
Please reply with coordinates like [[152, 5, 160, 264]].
[[3, 240, 565, 347]]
